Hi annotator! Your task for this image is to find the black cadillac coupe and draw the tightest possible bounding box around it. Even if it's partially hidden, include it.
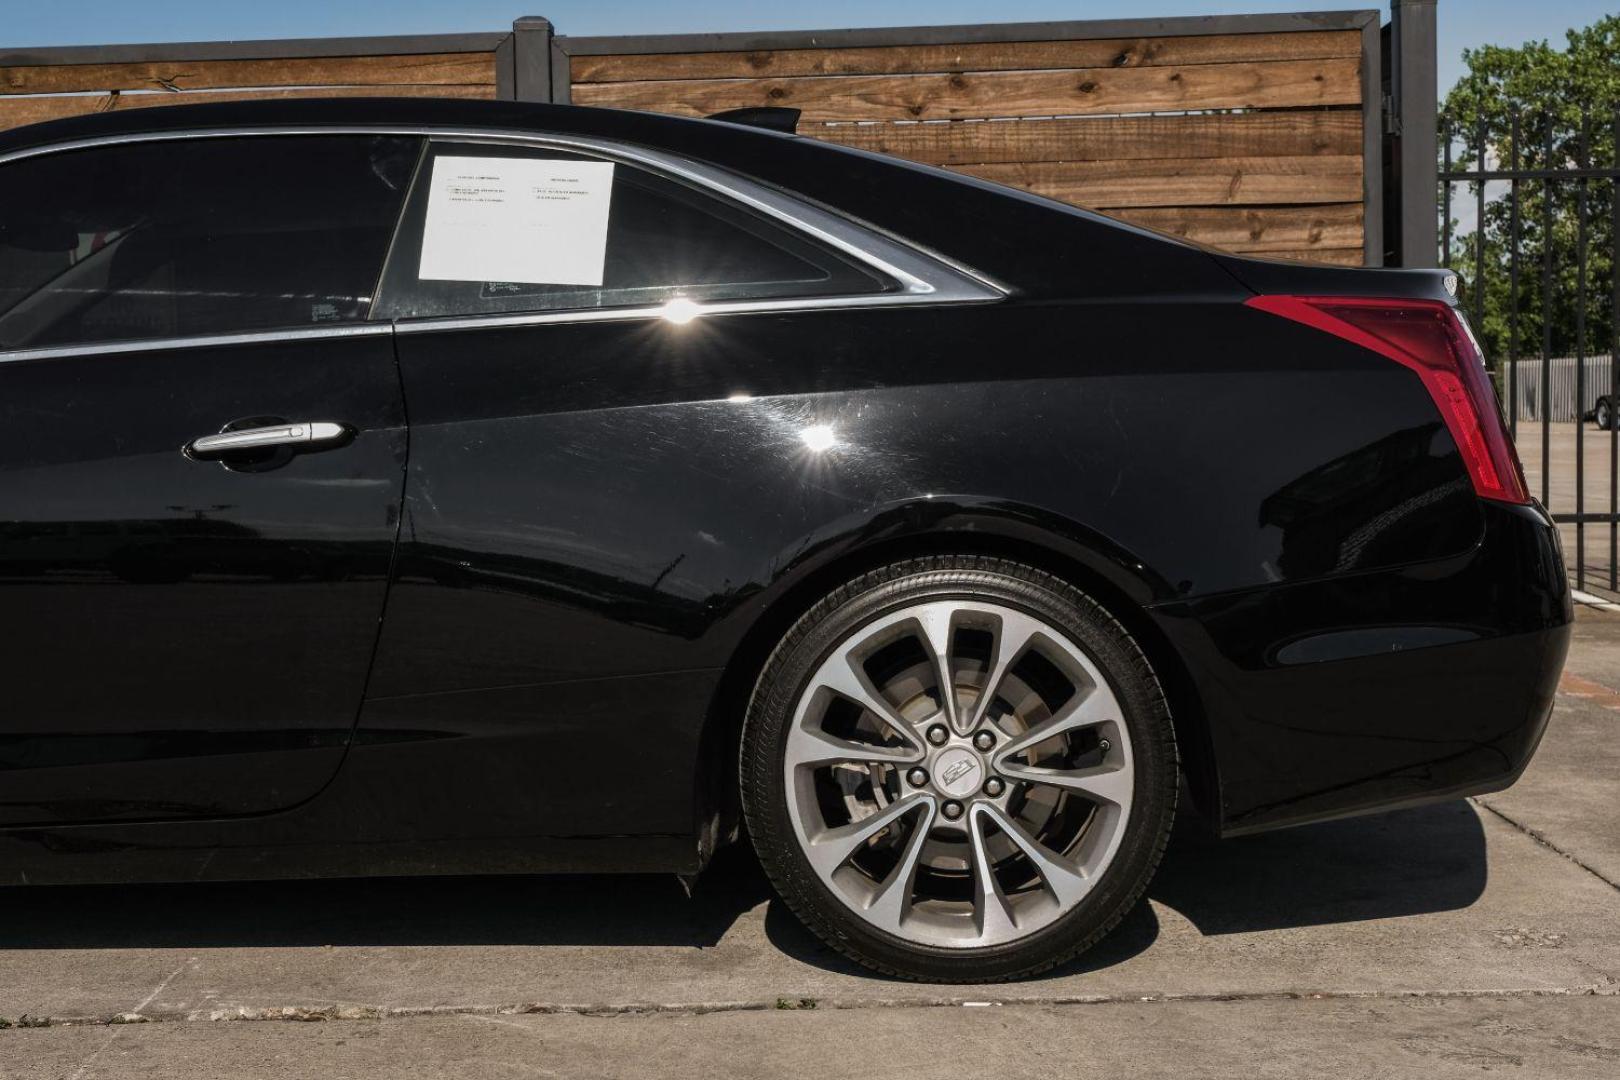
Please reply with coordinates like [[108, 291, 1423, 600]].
[[0, 98, 1570, 982]]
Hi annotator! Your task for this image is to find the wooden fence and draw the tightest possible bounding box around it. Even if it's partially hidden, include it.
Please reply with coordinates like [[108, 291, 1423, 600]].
[[0, 31, 514, 131], [0, 10, 1421, 266], [566, 23, 1375, 265]]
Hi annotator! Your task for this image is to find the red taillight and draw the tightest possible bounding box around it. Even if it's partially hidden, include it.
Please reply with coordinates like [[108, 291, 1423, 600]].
[[1245, 294, 1530, 505]]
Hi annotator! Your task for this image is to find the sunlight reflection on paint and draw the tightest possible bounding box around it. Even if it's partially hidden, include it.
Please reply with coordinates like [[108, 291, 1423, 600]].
[[660, 298, 702, 325], [800, 423, 838, 452]]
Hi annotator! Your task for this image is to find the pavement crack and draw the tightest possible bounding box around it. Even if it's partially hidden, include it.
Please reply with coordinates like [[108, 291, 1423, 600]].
[[1474, 797, 1620, 894], [65, 1028, 121, 1080], [129, 959, 191, 1018], [7, 984, 1619, 1031]]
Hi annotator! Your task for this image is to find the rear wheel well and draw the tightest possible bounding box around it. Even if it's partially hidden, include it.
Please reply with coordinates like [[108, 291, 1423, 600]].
[[694, 531, 1219, 862]]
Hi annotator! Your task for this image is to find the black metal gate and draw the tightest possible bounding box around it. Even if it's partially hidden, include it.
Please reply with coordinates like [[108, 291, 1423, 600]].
[[1441, 109, 1620, 596]]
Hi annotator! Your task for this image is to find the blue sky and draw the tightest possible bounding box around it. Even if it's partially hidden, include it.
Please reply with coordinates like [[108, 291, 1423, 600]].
[[5, 2, 1615, 93]]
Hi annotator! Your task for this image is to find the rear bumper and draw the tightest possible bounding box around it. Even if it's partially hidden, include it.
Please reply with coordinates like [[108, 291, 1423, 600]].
[[1151, 500, 1572, 837]]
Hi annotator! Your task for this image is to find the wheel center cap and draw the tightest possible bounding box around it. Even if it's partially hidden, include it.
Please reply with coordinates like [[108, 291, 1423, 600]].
[[933, 746, 983, 798]]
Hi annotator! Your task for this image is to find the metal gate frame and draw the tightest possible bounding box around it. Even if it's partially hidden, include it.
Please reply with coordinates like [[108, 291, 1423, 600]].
[[1440, 108, 1620, 593]]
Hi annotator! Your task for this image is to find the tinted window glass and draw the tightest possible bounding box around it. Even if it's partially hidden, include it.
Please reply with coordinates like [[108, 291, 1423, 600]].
[[373, 143, 889, 320], [0, 135, 420, 349]]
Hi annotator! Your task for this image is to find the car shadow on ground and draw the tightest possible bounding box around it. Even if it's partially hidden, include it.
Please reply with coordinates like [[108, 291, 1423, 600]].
[[760, 797, 1490, 978], [1149, 797, 1487, 934], [0, 800, 1486, 978]]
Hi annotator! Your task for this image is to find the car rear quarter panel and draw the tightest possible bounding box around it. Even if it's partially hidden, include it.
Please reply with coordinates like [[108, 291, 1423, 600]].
[[359, 294, 1486, 839]]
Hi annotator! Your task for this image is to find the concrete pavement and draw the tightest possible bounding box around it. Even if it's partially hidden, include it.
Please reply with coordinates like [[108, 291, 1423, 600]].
[[6, 996, 1620, 1080], [3, 606, 1618, 1077]]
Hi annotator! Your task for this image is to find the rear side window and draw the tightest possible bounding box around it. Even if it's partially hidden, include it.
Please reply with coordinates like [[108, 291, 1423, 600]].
[[0, 135, 420, 350], [372, 141, 890, 320]]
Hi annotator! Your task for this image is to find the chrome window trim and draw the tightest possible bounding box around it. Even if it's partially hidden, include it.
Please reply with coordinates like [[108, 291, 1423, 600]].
[[0, 124, 1004, 363], [0, 323, 393, 365], [391, 289, 985, 338]]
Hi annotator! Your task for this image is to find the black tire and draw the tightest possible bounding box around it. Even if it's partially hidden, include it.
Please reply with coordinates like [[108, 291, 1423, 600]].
[[1597, 398, 1615, 431], [740, 554, 1178, 982]]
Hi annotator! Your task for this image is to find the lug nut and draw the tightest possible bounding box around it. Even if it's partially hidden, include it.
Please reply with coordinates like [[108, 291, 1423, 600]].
[[983, 776, 1005, 797], [926, 724, 949, 746], [1098, 738, 1112, 753], [972, 730, 995, 752], [907, 767, 929, 788], [941, 800, 964, 821]]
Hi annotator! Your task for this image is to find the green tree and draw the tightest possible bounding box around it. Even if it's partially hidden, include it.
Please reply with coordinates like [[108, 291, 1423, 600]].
[[1440, 16, 1620, 369]]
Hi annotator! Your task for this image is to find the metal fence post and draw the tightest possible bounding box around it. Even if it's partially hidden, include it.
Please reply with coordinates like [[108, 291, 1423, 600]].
[[510, 16, 555, 102], [1389, 0, 1439, 267], [1358, 11, 1384, 266]]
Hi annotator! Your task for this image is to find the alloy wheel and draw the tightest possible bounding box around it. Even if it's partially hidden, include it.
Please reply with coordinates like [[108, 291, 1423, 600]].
[[780, 599, 1134, 949]]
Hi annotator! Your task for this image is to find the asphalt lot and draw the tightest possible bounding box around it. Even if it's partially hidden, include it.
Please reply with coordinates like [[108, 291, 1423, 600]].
[[2, 608, 1618, 1078]]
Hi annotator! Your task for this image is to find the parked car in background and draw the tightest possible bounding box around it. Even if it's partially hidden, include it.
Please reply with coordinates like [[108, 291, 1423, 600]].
[[0, 98, 1571, 982], [1587, 395, 1616, 430]]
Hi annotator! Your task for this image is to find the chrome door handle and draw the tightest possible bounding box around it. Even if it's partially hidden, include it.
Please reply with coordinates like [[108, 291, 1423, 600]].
[[188, 421, 350, 458]]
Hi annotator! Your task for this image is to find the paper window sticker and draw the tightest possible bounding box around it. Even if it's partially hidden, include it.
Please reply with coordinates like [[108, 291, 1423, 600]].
[[418, 157, 616, 286]]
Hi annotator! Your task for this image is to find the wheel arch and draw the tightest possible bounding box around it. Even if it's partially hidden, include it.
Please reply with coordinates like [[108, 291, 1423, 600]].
[[692, 506, 1221, 865]]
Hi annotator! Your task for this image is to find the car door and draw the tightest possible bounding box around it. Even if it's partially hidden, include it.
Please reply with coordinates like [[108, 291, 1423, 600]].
[[0, 132, 420, 825], [352, 135, 992, 841]]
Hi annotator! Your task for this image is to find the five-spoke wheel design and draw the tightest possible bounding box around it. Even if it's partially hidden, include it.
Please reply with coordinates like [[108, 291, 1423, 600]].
[[743, 556, 1175, 981]]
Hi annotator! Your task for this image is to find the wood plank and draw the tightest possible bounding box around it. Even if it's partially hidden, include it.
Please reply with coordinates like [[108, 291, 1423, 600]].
[[1108, 203, 1364, 252], [1244, 247, 1365, 265], [0, 84, 493, 131], [571, 29, 1360, 82], [950, 155, 1364, 208], [809, 111, 1362, 166], [0, 52, 496, 96], [571, 57, 1361, 122]]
